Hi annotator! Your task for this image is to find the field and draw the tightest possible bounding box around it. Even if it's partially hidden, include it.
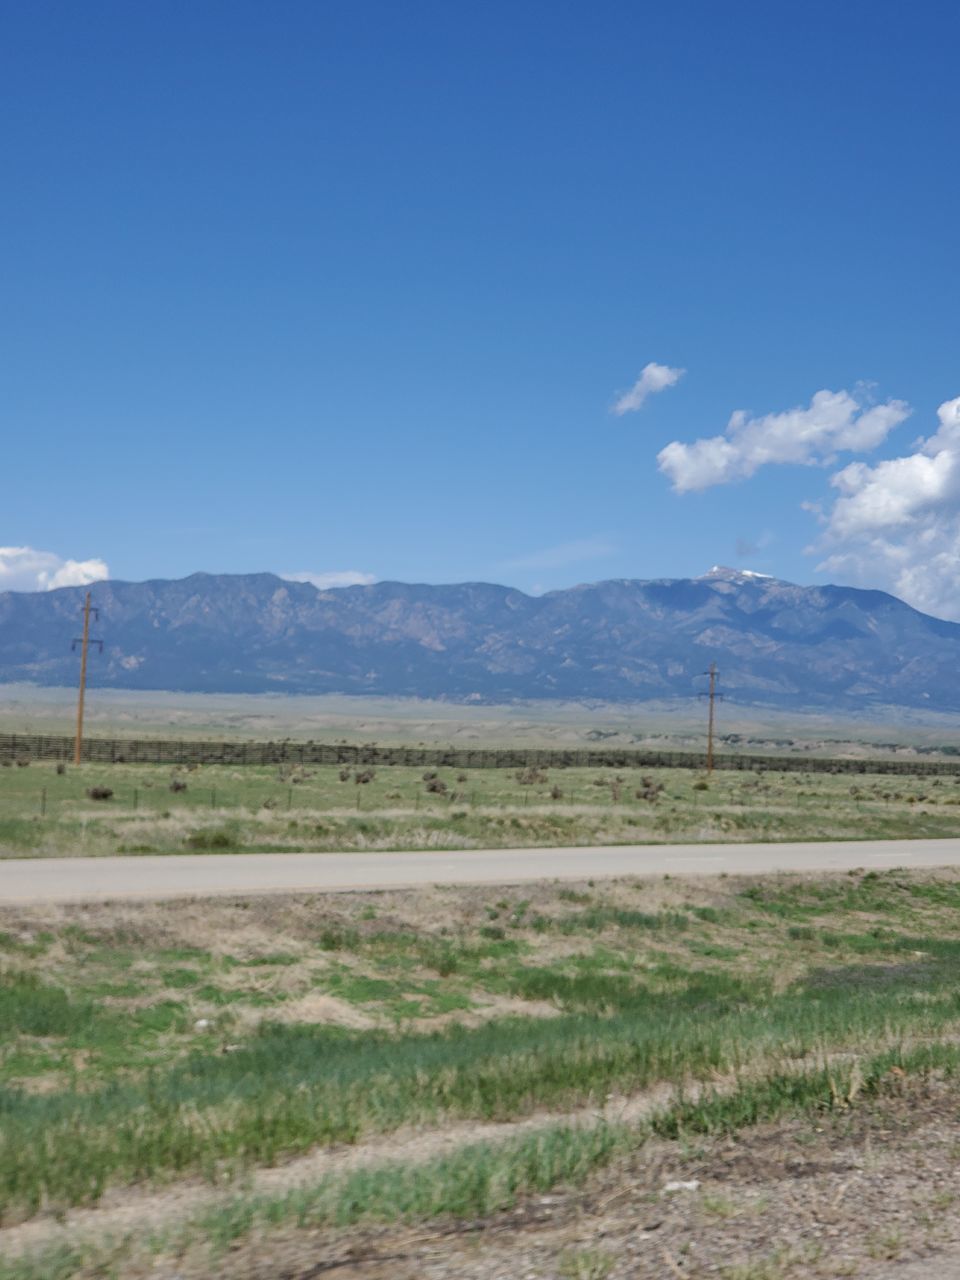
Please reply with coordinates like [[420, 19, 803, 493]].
[[7, 685, 960, 757], [5, 693, 960, 1277], [4, 868, 960, 1277], [3, 756, 960, 858]]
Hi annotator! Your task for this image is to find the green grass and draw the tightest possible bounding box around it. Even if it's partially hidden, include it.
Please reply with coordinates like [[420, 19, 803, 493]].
[[198, 1120, 630, 1244], [4, 757, 960, 857], [198, 1042, 960, 1244], [4, 922, 960, 1218], [5, 1041, 958, 1280], [4, 867, 960, 1227], [557, 906, 690, 933], [0, 971, 96, 1037]]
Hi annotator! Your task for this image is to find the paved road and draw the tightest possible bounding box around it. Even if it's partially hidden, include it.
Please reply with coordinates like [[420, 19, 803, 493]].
[[1, 838, 960, 903]]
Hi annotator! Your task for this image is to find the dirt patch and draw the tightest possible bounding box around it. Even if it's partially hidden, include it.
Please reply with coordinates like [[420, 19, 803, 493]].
[[8, 1072, 63, 1095], [455, 993, 562, 1025], [272, 992, 379, 1029]]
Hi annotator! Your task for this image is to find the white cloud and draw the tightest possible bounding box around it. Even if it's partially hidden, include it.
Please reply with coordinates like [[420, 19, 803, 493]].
[[658, 388, 911, 493], [0, 546, 110, 593], [812, 395, 960, 619], [502, 536, 617, 572], [611, 362, 685, 415], [282, 570, 377, 590]]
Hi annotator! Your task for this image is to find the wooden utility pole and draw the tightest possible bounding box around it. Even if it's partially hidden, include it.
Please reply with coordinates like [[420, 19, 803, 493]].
[[706, 662, 717, 773], [699, 662, 722, 774], [73, 592, 102, 766]]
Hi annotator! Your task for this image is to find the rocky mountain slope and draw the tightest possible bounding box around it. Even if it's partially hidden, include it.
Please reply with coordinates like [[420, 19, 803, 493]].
[[1, 566, 957, 709]]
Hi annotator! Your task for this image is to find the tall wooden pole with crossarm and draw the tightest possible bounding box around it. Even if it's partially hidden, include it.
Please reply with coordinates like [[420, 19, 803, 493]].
[[73, 592, 102, 766], [705, 662, 718, 773]]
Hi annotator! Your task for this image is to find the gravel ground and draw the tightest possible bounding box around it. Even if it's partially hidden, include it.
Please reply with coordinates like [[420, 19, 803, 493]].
[[156, 1075, 960, 1280]]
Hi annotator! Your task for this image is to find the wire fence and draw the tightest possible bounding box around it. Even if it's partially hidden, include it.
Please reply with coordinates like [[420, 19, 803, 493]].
[[3, 731, 960, 776]]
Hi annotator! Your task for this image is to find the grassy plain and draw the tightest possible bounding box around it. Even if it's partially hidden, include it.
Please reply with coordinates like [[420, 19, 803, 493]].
[[4, 869, 960, 1277], [5, 691, 960, 1275], [3, 756, 960, 857], [6, 684, 960, 756], [1, 752, 960, 855]]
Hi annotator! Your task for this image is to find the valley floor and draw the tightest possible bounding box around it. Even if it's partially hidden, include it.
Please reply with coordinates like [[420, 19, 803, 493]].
[[3, 758, 960, 859], [6, 687, 960, 758]]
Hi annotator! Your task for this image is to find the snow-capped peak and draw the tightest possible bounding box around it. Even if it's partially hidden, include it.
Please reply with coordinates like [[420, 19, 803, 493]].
[[701, 565, 774, 582]]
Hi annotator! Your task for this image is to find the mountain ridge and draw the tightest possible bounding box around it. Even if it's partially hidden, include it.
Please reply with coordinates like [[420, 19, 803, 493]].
[[0, 568, 956, 710]]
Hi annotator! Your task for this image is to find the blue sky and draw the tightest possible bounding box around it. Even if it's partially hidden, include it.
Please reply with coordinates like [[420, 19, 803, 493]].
[[2, 1, 959, 612]]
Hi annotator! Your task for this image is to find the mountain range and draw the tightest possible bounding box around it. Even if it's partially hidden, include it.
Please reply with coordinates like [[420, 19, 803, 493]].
[[1, 566, 958, 710]]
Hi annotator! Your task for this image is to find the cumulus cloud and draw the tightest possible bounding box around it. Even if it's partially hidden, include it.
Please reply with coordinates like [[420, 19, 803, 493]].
[[0, 546, 110, 593], [658, 389, 911, 493], [282, 570, 377, 590], [502, 535, 617, 572], [812, 395, 960, 619], [611, 362, 685, 415]]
